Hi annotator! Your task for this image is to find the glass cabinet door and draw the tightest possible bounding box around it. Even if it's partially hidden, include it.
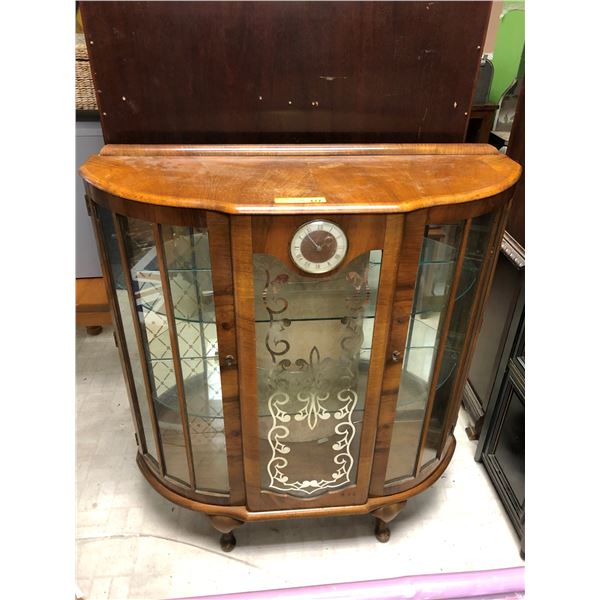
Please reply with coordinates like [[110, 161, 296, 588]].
[[95, 206, 232, 497], [382, 212, 495, 488], [419, 212, 493, 470], [253, 250, 382, 499], [384, 222, 464, 484]]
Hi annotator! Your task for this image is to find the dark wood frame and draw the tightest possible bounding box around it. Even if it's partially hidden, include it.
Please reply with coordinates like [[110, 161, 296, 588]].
[[82, 144, 518, 549]]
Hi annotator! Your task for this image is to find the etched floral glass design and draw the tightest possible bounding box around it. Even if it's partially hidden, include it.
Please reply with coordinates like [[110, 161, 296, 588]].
[[385, 223, 464, 484], [254, 251, 381, 497]]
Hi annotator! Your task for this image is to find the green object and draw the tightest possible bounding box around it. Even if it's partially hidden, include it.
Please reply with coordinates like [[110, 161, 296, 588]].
[[489, 7, 525, 104]]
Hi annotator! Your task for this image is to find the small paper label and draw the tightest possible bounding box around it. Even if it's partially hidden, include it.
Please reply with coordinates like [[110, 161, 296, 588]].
[[273, 196, 327, 204]]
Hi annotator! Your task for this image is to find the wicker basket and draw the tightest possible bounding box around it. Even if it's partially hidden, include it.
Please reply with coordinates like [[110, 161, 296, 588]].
[[76, 33, 97, 111]]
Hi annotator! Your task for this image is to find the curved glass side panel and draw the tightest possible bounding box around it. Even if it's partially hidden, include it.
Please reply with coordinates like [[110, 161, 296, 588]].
[[254, 251, 382, 498], [96, 205, 158, 462], [384, 223, 464, 484], [420, 212, 493, 470], [121, 217, 186, 483], [160, 224, 229, 494], [119, 217, 229, 493]]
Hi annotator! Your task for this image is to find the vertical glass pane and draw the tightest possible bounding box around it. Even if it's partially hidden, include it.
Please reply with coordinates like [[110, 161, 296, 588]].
[[385, 223, 464, 484], [255, 251, 381, 497], [420, 212, 493, 469], [122, 217, 188, 484], [96, 206, 158, 462], [160, 224, 229, 494]]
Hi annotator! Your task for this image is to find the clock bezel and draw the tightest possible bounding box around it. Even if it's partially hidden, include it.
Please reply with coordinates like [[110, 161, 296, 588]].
[[289, 219, 348, 275]]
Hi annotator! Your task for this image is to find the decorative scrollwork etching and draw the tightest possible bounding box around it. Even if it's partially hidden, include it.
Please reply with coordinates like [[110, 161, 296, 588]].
[[267, 386, 358, 495], [262, 270, 291, 362], [261, 253, 376, 496]]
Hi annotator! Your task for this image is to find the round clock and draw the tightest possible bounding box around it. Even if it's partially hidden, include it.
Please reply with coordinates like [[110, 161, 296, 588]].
[[290, 220, 348, 274]]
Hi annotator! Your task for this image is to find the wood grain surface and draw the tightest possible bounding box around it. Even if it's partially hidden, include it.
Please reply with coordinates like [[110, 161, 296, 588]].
[[80, 1, 490, 144], [80, 144, 521, 214]]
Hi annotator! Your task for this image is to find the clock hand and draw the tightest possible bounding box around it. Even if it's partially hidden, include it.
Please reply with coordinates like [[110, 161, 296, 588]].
[[306, 232, 322, 251]]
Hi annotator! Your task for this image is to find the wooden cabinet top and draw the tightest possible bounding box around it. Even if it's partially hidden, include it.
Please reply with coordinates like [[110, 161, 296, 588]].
[[80, 143, 521, 215]]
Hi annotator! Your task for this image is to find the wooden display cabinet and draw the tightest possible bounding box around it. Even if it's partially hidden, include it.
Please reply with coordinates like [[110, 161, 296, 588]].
[[80, 143, 520, 551]]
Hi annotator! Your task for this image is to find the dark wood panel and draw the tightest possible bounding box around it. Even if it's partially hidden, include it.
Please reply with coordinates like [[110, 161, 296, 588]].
[[466, 254, 522, 413], [80, 1, 491, 144], [466, 104, 499, 144], [480, 359, 525, 539]]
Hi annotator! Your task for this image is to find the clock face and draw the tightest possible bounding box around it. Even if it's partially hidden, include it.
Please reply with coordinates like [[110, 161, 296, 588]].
[[290, 220, 348, 274]]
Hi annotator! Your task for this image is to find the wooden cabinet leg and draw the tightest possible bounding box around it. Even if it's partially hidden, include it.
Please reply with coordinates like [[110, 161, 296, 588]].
[[465, 415, 484, 441], [207, 515, 244, 552], [370, 501, 407, 543], [374, 517, 391, 543], [86, 325, 103, 336]]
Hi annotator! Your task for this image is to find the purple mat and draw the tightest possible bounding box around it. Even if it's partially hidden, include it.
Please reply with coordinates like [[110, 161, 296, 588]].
[[173, 566, 525, 600]]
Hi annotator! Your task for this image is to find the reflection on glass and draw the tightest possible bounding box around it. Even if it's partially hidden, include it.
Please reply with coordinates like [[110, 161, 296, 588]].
[[420, 213, 493, 470], [254, 251, 381, 498], [96, 205, 158, 462], [121, 217, 228, 492], [120, 217, 188, 483], [385, 223, 464, 484], [160, 224, 228, 493]]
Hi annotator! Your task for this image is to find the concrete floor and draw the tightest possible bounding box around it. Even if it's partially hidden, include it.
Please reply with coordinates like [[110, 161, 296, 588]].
[[76, 326, 524, 600]]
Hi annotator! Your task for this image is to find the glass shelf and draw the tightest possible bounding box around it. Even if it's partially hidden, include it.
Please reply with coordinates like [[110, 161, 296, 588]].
[[419, 236, 459, 265], [254, 255, 381, 324], [410, 258, 481, 316], [156, 368, 370, 422], [134, 259, 384, 325], [453, 258, 481, 303], [436, 349, 458, 390]]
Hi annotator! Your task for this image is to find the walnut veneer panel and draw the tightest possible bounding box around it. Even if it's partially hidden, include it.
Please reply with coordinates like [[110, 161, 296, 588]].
[[80, 144, 521, 215]]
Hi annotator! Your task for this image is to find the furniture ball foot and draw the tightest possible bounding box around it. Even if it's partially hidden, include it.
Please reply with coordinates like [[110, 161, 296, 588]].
[[370, 500, 407, 544], [220, 531, 237, 552], [374, 518, 391, 543], [208, 515, 244, 552], [86, 325, 103, 336]]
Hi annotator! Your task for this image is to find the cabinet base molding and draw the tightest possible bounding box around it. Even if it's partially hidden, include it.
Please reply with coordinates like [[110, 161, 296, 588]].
[[136, 438, 454, 549]]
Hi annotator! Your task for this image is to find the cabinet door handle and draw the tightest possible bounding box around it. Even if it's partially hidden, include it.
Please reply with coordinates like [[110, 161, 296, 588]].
[[391, 350, 401, 362], [224, 354, 236, 367]]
